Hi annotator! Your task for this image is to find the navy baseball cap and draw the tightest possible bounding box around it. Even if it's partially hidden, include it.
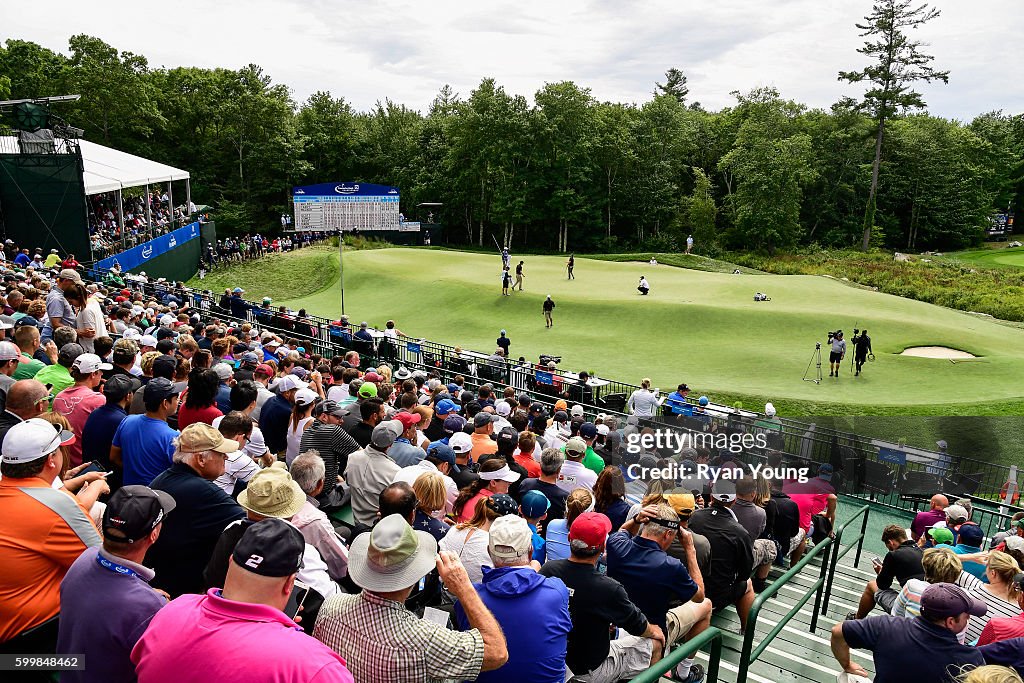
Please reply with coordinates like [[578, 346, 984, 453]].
[[427, 442, 460, 474], [443, 414, 466, 434], [579, 422, 598, 439], [957, 523, 984, 547], [231, 518, 305, 578]]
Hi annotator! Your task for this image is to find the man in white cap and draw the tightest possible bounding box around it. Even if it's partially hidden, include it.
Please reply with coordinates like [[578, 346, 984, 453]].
[[345, 420, 402, 526], [455, 515, 571, 682], [53, 353, 112, 467], [314, 514, 508, 682], [0, 418, 101, 653], [557, 437, 598, 494], [0, 340, 20, 410]]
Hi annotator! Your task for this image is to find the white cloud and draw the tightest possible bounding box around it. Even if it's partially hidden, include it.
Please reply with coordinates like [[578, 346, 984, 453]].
[[2, 0, 1021, 119]]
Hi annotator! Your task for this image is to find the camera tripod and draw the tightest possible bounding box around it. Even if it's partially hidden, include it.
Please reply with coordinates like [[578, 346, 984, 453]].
[[802, 342, 823, 384]]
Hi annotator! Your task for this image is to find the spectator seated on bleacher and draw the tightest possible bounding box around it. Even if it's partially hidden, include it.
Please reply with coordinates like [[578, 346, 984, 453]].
[[849, 524, 925, 620], [911, 494, 949, 540], [831, 583, 985, 682]]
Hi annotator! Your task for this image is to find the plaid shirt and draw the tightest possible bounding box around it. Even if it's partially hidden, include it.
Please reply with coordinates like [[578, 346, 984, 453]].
[[314, 591, 485, 683]]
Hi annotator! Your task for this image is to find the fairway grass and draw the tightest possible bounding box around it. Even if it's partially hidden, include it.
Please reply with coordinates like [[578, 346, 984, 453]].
[[238, 248, 1024, 415], [947, 243, 1024, 269]]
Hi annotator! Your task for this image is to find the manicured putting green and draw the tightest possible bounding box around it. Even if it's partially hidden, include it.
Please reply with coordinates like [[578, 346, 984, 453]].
[[276, 248, 1024, 410], [949, 244, 1024, 269]]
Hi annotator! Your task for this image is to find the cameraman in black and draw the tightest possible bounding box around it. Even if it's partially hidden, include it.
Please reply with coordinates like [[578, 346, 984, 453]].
[[828, 330, 846, 378], [852, 329, 872, 376]]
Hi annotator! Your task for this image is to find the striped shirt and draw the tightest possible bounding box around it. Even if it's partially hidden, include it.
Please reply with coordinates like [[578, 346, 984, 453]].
[[964, 582, 1022, 644], [299, 421, 360, 492], [892, 572, 982, 621], [314, 591, 484, 683]]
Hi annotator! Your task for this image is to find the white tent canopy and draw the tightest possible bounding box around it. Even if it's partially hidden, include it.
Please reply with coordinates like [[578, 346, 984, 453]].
[[78, 139, 189, 195], [1, 136, 189, 195]]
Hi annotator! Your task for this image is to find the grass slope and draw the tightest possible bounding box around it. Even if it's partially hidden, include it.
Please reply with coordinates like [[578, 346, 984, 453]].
[[269, 248, 1024, 414], [946, 243, 1024, 269], [186, 246, 339, 303]]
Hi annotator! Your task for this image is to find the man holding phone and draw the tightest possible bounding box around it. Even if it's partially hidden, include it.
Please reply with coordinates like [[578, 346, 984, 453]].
[[133, 518, 354, 683]]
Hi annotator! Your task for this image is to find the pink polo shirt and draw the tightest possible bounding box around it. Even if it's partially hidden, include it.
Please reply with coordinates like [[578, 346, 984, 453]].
[[131, 588, 353, 683], [52, 385, 106, 467]]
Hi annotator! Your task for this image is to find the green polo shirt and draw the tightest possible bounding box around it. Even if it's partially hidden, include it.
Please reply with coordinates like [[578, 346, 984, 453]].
[[33, 364, 73, 400], [13, 352, 45, 380]]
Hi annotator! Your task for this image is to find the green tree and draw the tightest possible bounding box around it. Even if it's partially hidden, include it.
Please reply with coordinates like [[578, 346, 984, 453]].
[[0, 40, 67, 99], [719, 89, 814, 252], [655, 68, 689, 104], [683, 167, 718, 248], [592, 101, 637, 244], [296, 91, 358, 182], [64, 34, 162, 144], [839, 0, 949, 251]]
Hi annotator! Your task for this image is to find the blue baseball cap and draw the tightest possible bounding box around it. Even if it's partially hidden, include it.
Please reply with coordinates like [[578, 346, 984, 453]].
[[443, 414, 466, 434], [427, 442, 460, 474], [446, 383, 460, 395], [521, 490, 550, 518], [579, 422, 598, 439], [232, 287, 244, 293], [435, 399, 458, 416]]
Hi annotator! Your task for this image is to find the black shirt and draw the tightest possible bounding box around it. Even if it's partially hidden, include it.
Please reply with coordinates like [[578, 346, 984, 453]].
[[877, 540, 925, 591], [543, 299, 555, 312], [540, 559, 649, 676], [688, 505, 755, 606], [348, 421, 373, 448], [452, 464, 479, 491], [146, 462, 245, 597], [496, 336, 510, 355], [300, 420, 360, 491], [765, 490, 801, 543], [423, 415, 447, 443]]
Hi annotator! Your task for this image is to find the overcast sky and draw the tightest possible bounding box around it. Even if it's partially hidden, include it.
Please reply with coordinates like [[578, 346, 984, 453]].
[[3, 0, 1021, 121]]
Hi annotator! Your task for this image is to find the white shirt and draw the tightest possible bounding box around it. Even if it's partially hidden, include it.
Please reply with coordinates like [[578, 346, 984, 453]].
[[212, 448, 260, 494], [251, 385, 275, 420], [212, 415, 268, 461], [392, 461, 459, 513], [628, 389, 659, 417], [545, 425, 569, 451], [556, 460, 597, 494], [286, 416, 315, 466], [439, 526, 491, 584]]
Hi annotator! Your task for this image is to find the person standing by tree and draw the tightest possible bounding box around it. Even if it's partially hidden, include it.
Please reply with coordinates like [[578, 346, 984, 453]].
[[543, 296, 556, 329], [839, 0, 949, 251], [566, 254, 575, 280], [686, 235, 694, 254]]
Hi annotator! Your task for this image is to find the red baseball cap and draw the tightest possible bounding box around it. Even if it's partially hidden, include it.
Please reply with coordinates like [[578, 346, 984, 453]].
[[569, 512, 612, 550], [254, 364, 275, 377], [363, 371, 382, 382], [393, 412, 422, 430]]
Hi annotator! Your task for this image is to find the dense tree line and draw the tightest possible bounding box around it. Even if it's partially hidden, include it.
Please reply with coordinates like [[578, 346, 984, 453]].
[[1, 35, 1021, 252]]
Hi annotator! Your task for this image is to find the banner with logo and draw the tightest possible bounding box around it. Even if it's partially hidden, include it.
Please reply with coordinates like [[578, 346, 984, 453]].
[[92, 221, 200, 275]]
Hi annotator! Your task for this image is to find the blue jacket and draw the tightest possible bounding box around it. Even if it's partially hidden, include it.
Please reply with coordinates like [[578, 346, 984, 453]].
[[456, 566, 571, 683]]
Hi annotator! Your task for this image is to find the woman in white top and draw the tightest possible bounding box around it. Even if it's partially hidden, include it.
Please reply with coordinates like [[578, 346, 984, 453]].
[[627, 378, 659, 417], [438, 494, 505, 583], [285, 388, 319, 466], [383, 320, 403, 339], [963, 551, 1022, 643]]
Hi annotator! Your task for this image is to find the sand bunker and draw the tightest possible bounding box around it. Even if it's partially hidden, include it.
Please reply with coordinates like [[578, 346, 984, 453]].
[[900, 346, 976, 359]]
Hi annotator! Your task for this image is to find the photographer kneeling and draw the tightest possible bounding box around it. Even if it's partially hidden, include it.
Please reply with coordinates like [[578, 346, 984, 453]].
[[828, 330, 846, 378]]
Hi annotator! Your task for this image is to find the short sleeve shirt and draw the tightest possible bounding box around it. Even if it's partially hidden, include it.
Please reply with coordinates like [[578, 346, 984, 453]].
[[314, 591, 484, 683]]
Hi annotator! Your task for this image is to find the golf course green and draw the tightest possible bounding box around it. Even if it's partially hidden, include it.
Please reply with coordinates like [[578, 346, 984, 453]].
[[210, 246, 1024, 414], [949, 243, 1024, 269]]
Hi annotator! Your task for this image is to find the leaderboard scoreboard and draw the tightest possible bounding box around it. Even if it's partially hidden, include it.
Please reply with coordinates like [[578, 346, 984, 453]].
[[292, 182, 401, 231]]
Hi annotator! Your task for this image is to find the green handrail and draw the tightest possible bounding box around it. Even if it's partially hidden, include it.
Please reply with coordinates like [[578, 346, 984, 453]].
[[736, 534, 834, 683], [821, 504, 871, 614], [629, 626, 723, 683]]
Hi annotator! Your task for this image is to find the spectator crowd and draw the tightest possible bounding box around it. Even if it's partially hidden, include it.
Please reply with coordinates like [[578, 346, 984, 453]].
[[0, 242, 1022, 683]]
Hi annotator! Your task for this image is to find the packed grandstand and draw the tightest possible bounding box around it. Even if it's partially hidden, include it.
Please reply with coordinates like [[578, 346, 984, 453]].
[[0, 243, 1023, 683]]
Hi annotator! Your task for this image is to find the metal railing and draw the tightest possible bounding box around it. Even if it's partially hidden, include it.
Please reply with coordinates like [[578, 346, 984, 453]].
[[629, 626, 723, 683], [821, 505, 871, 615], [736, 534, 834, 683], [87, 265, 1023, 510]]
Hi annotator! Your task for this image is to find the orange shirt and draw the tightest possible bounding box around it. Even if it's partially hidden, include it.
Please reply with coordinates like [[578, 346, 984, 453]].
[[469, 431, 497, 463], [0, 477, 100, 642], [513, 453, 542, 479]]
